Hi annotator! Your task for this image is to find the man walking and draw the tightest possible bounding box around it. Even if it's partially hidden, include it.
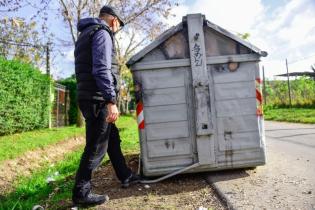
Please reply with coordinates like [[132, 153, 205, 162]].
[[73, 5, 140, 206]]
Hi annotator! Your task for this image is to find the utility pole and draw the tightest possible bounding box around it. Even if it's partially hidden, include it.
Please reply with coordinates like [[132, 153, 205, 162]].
[[285, 59, 292, 107], [262, 65, 266, 105], [64, 90, 69, 126], [46, 42, 52, 128], [46, 44, 50, 75]]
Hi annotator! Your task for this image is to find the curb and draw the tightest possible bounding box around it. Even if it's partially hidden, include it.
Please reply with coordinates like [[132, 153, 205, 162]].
[[206, 176, 236, 210]]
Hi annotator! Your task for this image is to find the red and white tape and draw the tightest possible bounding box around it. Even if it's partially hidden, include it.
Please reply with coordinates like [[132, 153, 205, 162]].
[[256, 78, 263, 116], [136, 102, 145, 129]]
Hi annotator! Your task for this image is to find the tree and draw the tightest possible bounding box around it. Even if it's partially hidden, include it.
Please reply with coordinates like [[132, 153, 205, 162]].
[[56, 0, 174, 114], [237, 32, 250, 40], [56, 0, 172, 43], [0, 0, 26, 12], [2, 0, 177, 124], [0, 17, 45, 66]]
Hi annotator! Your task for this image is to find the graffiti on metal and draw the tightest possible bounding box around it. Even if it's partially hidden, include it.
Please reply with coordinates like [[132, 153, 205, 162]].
[[192, 43, 203, 66]]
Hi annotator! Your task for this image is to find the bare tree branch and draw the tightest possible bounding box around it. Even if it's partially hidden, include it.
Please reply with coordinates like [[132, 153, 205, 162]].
[[123, 1, 161, 26], [59, 0, 77, 44], [125, 35, 149, 58], [124, 31, 136, 56], [71, 0, 78, 10]]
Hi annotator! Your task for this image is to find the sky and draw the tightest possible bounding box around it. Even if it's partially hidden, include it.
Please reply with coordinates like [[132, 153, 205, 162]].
[[169, 0, 315, 79], [2, 0, 315, 80]]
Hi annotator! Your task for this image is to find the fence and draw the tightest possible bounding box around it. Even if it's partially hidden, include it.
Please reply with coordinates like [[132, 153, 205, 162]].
[[52, 83, 70, 127]]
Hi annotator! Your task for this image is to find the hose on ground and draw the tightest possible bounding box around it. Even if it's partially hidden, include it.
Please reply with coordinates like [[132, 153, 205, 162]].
[[139, 162, 200, 184]]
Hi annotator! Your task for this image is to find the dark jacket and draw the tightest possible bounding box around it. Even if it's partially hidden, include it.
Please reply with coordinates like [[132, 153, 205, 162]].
[[75, 18, 119, 104]]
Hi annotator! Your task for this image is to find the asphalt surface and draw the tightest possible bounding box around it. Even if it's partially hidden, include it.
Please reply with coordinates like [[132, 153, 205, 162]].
[[207, 121, 315, 210]]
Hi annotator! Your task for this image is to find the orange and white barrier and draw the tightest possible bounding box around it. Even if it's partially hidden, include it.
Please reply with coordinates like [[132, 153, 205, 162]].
[[136, 102, 145, 129], [256, 78, 263, 116]]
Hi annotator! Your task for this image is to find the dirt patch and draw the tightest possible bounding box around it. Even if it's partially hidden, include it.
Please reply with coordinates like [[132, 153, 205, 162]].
[[0, 136, 84, 195], [52, 155, 226, 210]]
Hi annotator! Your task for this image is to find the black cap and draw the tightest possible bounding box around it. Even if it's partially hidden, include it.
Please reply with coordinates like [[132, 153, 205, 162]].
[[100, 5, 125, 27]]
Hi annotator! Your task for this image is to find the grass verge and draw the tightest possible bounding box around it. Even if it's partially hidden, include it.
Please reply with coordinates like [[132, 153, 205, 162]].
[[0, 126, 85, 163], [0, 115, 139, 209], [264, 108, 315, 124]]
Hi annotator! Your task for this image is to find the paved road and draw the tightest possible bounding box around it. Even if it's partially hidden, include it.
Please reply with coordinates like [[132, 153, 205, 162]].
[[207, 121, 315, 210]]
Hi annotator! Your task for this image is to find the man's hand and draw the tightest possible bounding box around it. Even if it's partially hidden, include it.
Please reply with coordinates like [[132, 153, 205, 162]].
[[106, 103, 119, 123]]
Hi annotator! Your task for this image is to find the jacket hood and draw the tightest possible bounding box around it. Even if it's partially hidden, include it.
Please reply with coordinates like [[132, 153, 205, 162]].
[[77, 18, 109, 32]]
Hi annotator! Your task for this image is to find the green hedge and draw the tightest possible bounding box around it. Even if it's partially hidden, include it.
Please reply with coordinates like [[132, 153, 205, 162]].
[[58, 76, 78, 125], [0, 57, 52, 135], [264, 77, 315, 107]]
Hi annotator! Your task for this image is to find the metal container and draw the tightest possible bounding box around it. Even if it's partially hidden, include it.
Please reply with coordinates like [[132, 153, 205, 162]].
[[127, 14, 267, 177]]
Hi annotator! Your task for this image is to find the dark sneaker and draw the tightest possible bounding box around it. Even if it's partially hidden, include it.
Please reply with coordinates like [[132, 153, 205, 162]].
[[121, 173, 142, 188], [72, 192, 109, 207]]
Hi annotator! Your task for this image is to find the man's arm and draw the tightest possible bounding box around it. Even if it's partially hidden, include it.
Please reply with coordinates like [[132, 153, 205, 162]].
[[92, 29, 119, 122], [91, 29, 117, 104]]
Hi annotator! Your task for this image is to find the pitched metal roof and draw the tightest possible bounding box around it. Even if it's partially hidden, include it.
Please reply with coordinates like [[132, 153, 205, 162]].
[[127, 22, 183, 67], [127, 14, 267, 67], [205, 20, 267, 57]]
